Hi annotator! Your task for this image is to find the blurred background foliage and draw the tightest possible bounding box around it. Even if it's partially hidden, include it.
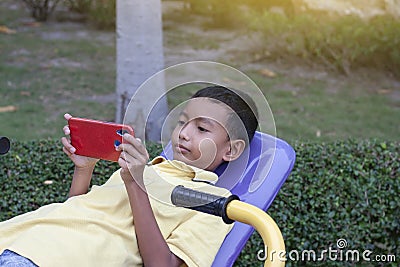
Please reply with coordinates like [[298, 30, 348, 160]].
[[17, 0, 400, 76], [2, 0, 398, 142]]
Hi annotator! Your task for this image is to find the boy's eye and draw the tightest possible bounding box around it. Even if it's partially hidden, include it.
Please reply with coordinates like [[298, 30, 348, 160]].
[[198, 126, 208, 132], [177, 120, 185, 126]]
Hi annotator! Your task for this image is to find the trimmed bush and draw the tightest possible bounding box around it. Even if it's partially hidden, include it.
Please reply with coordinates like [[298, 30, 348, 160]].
[[0, 139, 399, 266], [236, 139, 399, 266], [0, 139, 161, 218]]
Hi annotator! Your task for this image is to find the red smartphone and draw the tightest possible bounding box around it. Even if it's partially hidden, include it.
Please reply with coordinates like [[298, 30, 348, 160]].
[[68, 117, 134, 162]]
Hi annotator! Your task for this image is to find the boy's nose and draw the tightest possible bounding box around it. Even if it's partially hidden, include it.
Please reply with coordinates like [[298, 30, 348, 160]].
[[179, 123, 192, 141]]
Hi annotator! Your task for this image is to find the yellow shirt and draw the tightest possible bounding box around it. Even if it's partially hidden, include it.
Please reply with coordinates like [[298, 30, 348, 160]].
[[0, 157, 233, 267]]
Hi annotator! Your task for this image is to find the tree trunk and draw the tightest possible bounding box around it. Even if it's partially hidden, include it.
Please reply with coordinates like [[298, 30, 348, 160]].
[[116, 0, 167, 142]]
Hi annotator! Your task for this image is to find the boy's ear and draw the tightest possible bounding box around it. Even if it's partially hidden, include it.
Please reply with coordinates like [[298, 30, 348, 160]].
[[223, 139, 246, 162]]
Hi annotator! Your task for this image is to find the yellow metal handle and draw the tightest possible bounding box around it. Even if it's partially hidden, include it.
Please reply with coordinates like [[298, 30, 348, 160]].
[[226, 200, 286, 267]]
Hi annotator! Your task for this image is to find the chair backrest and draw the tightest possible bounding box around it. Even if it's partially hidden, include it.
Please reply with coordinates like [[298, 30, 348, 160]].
[[212, 131, 295, 266], [161, 131, 296, 266]]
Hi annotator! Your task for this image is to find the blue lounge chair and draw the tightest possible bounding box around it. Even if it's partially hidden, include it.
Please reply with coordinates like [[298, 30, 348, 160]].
[[164, 131, 296, 266]]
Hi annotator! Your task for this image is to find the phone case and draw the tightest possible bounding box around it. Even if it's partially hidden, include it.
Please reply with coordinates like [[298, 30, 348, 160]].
[[68, 117, 134, 162]]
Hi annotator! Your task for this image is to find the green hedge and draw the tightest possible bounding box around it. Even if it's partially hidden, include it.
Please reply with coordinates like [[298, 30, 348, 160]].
[[1, 139, 399, 266], [236, 139, 399, 266]]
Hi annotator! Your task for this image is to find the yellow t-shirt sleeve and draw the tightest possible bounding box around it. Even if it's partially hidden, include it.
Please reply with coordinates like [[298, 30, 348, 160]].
[[166, 211, 233, 267]]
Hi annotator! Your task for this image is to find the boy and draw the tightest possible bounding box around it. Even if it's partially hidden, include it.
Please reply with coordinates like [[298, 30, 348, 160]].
[[0, 85, 258, 267]]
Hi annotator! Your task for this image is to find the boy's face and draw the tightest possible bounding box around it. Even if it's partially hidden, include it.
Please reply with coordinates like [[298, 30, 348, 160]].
[[171, 98, 232, 171]]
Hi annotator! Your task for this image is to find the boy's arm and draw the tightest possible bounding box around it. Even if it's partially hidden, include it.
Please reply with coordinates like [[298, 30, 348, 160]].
[[117, 135, 184, 267], [123, 175, 184, 267], [62, 142, 97, 198], [62, 113, 99, 198], [68, 165, 95, 197]]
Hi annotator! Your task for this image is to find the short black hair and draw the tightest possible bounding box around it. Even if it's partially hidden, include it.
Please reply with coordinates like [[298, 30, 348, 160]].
[[191, 85, 258, 146]]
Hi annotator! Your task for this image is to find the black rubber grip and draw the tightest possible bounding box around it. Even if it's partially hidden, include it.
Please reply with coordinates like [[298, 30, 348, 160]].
[[0, 136, 10, 155], [171, 185, 239, 224]]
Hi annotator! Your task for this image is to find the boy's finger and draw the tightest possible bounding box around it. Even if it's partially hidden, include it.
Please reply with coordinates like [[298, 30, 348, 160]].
[[117, 143, 138, 159], [121, 133, 135, 144], [122, 133, 143, 148], [61, 137, 76, 153], [118, 157, 128, 170], [119, 151, 131, 164], [62, 146, 75, 157], [119, 152, 142, 168], [62, 146, 71, 157], [63, 125, 70, 135], [123, 135, 149, 158], [118, 143, 148, 163], [64, 113, 72, 120], [135, 138, 148, 153]]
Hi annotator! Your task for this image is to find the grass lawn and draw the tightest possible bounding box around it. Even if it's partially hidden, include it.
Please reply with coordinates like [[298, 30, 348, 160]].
[[0, 0, 399, 143], [248, 71, 399, 142], [0, 1, 116, 140]]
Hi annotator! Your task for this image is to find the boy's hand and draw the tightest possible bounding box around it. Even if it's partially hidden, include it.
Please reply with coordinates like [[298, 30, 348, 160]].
[[116, 133, 149, 186], [61, 113, 99, 169]]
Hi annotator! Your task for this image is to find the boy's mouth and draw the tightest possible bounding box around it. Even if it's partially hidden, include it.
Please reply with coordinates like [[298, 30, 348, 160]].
[[176, 144, 190, 154]]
